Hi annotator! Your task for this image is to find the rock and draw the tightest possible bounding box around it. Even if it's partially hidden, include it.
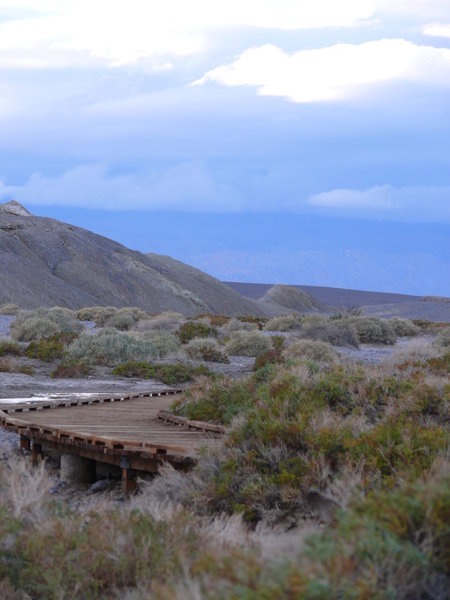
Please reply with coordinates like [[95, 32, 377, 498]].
[[88, 479, 117, 494]]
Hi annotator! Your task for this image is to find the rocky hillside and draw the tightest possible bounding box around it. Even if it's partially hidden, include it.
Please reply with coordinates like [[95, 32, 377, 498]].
[[0, 202, 276, 316]]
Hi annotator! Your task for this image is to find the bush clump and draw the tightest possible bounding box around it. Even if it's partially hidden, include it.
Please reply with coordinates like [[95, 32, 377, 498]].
[[434, 327, 450, 349], [103, 307, 148, 330], [113, 361, 212, 384], [263, 314, 301, 332], [0, 303, 19, 315], [0, 358, 34, 375], [10, 308, 82, 341], [136, 311, 185, 333], [51, 359, 92, 378], [64, 330, 158, 367], [284, 339, 336, 363], [389, 317, 421, 337], [226, 331, 272, 357], [348, 316, 397, 345], [220, 318, 258, 335], [0, 341, 22, 357], [177, 321, 218, 344], [76, 306, 117, 326], [25, 332, 78, 362], [299, 316, 360, 348], [135, 333, 181, 358], [185, 338, 229, 363]]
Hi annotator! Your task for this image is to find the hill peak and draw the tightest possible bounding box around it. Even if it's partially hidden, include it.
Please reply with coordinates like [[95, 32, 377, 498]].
[[0, 200, 32, 217]]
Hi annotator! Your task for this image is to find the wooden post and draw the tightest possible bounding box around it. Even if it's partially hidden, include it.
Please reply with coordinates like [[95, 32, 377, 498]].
[[20, 435, 30, 451], [31, 442, 43, 465], [120, 457, 137, 494]]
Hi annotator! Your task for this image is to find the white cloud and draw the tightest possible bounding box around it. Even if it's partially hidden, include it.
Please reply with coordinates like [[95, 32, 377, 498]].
[[423, 22, 450, 38], [195, 39, 450, 102], [0, 0, 378, 69], [0, 163, 244, 212], [308, 185, 450, 222], [374, 0, 450, 21]]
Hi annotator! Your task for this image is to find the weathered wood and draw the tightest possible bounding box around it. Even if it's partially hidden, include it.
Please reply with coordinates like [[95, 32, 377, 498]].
[[0, 390, 224, 474]]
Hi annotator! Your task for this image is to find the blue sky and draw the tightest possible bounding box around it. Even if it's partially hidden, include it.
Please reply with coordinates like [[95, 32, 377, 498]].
[[0, 1, 449, 295]]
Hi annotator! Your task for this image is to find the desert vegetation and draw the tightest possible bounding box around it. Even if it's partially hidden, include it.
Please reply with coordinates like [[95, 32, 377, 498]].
[[0, 305, 449, 598]]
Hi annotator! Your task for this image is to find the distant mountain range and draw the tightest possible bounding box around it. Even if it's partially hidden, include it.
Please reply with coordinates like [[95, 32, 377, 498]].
[[1, 201, 448, 321]]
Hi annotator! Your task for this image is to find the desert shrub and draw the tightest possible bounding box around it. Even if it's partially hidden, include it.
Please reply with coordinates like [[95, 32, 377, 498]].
[[64, 330, 158, 366], [103, 307, 148, 330], [173, 378, 254, 423], [0, 358, 34, 375], [220, 318, 258, 335], [10, 308, 82, 341], [434, 327, 450, 349], [208, 315, 230, 327], [389, 317, 421, 337], [113, 361, 212, 385], [348, 316, 397, 345], [25, 332, 78, 362], [135, 332, 181, 358], [177, 321, 218, 344], [238, 316, 268, 330], [226, 331, 272, 357], [104, 311, 135, 331], [0, 341, 22, 357], [135, 311, 185, 333], [50, 359, 92, 378], [299, 316, 360, 348], [263, 314, 301, 332], [76, 306, 118, 326], [284, 339, 336, 363], [253, 348, 284, 372], [185, 338, 229, 363], [0, 303, 19, 315]]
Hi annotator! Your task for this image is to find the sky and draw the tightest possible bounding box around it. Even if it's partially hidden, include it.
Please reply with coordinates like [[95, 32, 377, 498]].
[[0, 0, 449, 295]]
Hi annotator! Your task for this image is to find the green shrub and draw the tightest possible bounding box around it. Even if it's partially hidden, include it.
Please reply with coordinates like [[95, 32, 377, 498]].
[[237, 316, 268, 330], [177, 321, 218, 344], [0, 358, 34, 375], [434, 327, 450, 349], [104, 312, 135, 331], [349, 316, 397, 345], [253, 348, 284, 372], [136, 311, 185, 332], [389, 317, 421, 337], [284, 339, 336, 363], [185, 338, 229, 363], [104, 307, 148, 330], [0, 341, 22, 357], [136, 333, 181, 358], [220, 318, 258, 335], [51, 359, 92, 378], [76, 306, 117, 326], [25, 332, 78, 362], [0, 303, 19, 315], [64, 330, 158, 366], [263, 314, 301, 332], [10, 308, 82, 341], [299, 316, 360, 347], [226, 331, 272, 357], [113, 361, 212, 385]]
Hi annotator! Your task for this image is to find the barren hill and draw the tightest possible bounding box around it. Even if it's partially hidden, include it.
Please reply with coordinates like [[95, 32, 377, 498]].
[[261, 284, 328, 313], [0, 202, 275, 316]]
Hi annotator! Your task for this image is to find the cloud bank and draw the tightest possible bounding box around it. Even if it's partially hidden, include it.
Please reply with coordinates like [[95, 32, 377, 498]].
[[196, 39, 450, 103], [2, 166, 449, 223]]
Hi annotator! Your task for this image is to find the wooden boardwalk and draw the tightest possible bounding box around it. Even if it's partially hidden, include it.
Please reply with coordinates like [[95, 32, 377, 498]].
[[0, 390, 224, 487]]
